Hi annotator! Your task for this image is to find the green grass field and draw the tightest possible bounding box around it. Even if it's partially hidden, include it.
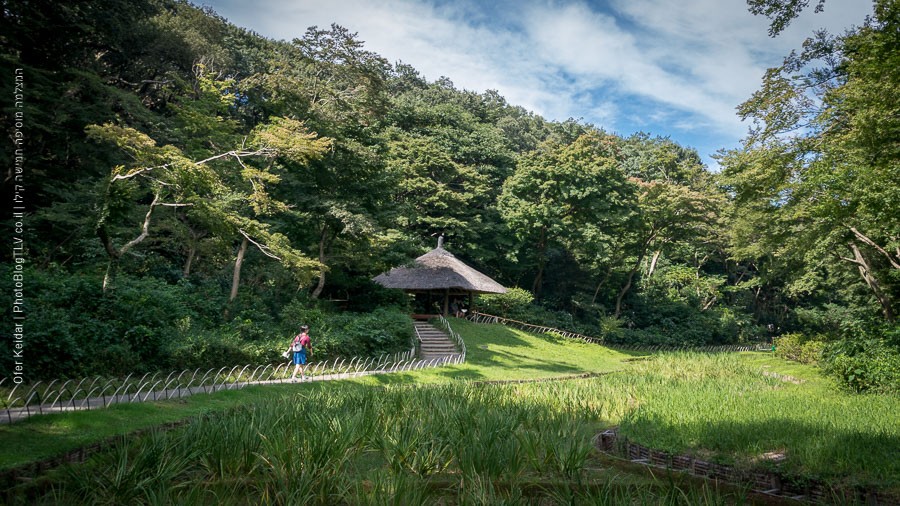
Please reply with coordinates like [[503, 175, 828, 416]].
[[3, 318, 898, 504]]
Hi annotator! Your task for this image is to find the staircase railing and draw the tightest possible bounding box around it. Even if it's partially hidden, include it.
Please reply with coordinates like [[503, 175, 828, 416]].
[[436, 315, 467, 361]]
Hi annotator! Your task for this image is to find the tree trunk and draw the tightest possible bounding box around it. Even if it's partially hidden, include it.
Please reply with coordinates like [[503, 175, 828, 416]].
[[647, 250, 662, 278], [850, 227, 900, 270], [230, 236, 249, 302], [591, 264, 614, 304], [102, 259, 119, 293], [845, 242, 895, 321], [532, 262, 544, 297], [183, 244, 196, 278], [615, 234, 654, 318], [98, 193, 159, 293], [179, 217, 206, 279], [614, 264, 639, 319], [310, 226, 328, 300]]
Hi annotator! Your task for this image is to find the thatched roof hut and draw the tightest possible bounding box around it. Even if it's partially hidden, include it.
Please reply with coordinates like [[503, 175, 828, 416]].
[[373, 237, 506, 316]]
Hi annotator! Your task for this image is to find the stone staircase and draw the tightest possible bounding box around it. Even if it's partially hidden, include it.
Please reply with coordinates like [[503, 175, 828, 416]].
[[415, 321, 461, 361]]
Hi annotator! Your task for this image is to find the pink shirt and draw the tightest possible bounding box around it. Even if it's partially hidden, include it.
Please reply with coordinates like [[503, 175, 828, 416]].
[[292, 333, 311, 349]]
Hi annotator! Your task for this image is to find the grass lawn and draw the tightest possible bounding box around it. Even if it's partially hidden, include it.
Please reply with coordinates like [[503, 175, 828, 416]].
[[2, 317, 898, 503], [0, 318, 632, 470], [358, 318, 640, 384], [609, 353, 900, 491], [0, 386, 289, 470]]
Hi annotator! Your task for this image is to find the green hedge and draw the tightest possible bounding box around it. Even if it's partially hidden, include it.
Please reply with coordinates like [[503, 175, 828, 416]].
[[1, 268, 414, 381], [1, 268, 195, 379]]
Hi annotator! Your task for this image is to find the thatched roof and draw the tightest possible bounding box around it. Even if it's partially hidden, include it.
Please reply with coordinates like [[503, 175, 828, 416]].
[[373, 244, 507, 294]]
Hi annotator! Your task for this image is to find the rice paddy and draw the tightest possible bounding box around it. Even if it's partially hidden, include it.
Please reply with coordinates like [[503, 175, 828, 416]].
[[15, 383, 757, 505], [3, 319, 899, 504]]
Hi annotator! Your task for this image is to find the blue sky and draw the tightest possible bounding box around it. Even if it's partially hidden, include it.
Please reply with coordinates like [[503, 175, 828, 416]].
[[198, 0, 873, 168]]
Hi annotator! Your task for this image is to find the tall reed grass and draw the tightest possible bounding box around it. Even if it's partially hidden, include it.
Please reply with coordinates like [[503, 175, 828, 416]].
[[12, 352, 898, 504], [615, 353, 900, 488], [16, 379, 757, 505]]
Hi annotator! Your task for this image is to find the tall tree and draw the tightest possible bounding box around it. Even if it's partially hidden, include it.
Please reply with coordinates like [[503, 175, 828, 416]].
[[613, 179, 719, 318], [727, 0, 898, 321], [240, 24, 397, 299], [499, 132, 635, 297], [88, 116, 331, 296]]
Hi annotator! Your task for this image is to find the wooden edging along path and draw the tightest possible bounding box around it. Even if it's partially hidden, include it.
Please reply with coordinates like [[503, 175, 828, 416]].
[[596, 428, 900, 506]]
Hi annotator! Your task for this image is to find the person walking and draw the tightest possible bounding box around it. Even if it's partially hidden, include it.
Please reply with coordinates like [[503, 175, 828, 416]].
[[287, 325, 313, 382]]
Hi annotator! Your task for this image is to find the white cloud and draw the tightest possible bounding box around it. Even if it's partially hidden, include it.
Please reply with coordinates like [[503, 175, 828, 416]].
[[602, 0, 871, 132], [201, 0, 874, 159], [519, 2, 742, 135]]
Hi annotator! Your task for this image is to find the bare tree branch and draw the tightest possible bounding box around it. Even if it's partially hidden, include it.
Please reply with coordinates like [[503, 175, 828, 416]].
[[849, 227, 900, 270], [195, 148, 276, 166], [839, 255, 863, 266], [238, 229, 282, 260], [702, 296, 718, 311], [111, 163, 174, 181], [119, 193, 159, 256]]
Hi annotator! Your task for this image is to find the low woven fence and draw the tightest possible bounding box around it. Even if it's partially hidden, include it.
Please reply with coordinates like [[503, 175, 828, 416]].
[[437, 314, 467, 360], [596, 428, 900, 506], [0, 345, 469, 424], [467, 311, 770, 353]]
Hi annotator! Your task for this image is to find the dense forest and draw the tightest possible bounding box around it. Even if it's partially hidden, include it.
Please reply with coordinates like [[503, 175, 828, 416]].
[[1, 0, 897, 391]]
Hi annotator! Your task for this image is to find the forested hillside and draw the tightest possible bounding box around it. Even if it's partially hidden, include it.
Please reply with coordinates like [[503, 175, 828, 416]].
[[1, 0, 897, 390]]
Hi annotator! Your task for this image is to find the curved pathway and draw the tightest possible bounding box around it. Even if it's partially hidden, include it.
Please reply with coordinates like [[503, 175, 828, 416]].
[[3, 323, 463, 425]]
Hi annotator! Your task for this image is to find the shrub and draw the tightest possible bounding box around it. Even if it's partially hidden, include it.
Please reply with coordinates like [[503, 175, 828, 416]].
[[87, 344, 134, 377], [0, 268, 195, 379], [279, 299, 331, 335], [597, 316, 625, 341], [794, 304, 879, 340], [313, 308, 413, 358], [0, 265, 417, 382], [477, 288, 534, 320], [822, 338, 900, 393], [774, 333, 826, 365], [774, 333, 804, 362], [610, 307, 733, 347], [169, 333, 257, 371], [798, 340, 825, 364]]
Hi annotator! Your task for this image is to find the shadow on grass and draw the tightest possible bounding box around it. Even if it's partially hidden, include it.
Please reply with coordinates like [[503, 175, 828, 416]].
[[435, 368, 486, 381], [467, 347, 584, 375], [620, 416, 900, 489], [367, 372, 422, 385]]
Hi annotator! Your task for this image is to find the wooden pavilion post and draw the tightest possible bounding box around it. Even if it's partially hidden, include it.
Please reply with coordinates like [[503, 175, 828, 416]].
[[443, 288, 450, 316]]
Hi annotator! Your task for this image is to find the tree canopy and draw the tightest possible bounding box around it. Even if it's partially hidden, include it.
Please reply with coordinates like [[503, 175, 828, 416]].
[[1, 0, 896, 384]]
